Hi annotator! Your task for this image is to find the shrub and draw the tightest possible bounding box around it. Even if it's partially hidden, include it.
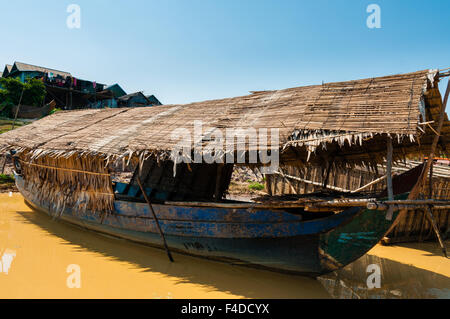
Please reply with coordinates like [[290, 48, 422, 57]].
[[248, 182, 265, 191], [0, 174, 15, 184]]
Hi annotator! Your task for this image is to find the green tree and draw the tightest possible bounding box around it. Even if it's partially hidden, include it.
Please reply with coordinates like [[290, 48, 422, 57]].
[[0, 77, 46, 117]]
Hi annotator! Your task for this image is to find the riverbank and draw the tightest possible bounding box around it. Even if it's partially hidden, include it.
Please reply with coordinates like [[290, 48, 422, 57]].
[[0, 117, 30, 134], [0, 173, 15, 193]]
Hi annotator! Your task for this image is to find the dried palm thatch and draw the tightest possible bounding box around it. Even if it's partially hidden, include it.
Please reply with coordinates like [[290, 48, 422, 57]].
[[0, 69, 448, 167], [0, 69, 449, 213], [19, 151, 114, 215]]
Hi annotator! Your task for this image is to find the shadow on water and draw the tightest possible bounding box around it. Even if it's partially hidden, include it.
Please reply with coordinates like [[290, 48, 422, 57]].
[[15, 209, 329, 299], [318, 253, 450, 299], [396, 241, 449, 258], [14, 206, 449, 299]]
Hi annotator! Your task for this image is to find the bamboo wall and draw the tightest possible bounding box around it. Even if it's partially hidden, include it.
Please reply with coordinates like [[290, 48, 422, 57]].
[[266, 162, 450, 243]]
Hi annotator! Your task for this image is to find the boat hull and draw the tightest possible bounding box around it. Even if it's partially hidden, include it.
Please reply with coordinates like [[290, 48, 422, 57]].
[[16, 174, 404, 276]]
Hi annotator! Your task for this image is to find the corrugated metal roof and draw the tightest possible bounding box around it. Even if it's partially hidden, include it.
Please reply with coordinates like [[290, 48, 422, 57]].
[[2, 64, 12, 77], [11, 62, 72, 78]]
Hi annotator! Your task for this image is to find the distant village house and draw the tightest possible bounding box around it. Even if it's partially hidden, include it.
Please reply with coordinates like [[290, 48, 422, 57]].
[[0, 62, 162, 111]]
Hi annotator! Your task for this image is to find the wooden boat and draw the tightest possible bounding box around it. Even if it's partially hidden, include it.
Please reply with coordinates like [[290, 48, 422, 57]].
[[4, 69, 447, 276], [14, 164, 423, 276]]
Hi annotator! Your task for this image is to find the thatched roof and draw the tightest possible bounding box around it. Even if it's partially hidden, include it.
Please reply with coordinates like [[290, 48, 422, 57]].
[[0, 69, 448, 167]]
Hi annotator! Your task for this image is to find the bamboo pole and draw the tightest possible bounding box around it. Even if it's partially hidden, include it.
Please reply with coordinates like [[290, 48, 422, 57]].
[[385, 78, 450, 242], [351, 174, 388, 193], [274, 172, 351, 193], [425, 206, 448, 258], [215, 164, 224, 200], [386, 137, 394, 220], [1, 87, 25, 174], [278, 168, 299, 194], [418, 78, 450, 191], [11, 87, 25, 131], [429, 161, 434, 199], [367, 201, 450, 210], [137, 177, 174, 263]]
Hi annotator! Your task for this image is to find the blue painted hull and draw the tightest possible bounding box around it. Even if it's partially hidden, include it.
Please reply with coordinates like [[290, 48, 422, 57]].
[[15, 174, 398, 276]]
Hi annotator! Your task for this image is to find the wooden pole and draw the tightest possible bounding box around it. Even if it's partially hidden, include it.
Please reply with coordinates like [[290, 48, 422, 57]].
[[276, 171, 351, 193], [386, 137, 394, 220], [278, 168, 299, 195], [214, 164, 224, 200], [136, 177, 174, 263], [322, 159, 333, 189], [385, 78, 450, 246], [429, 161, 434, 199], [415, 78, 450, 255], [1, 87, 25, 174], [367, 202, 450, 210], [351, 174, 388, 193], [425, 206, 448, 258], [417, 78, 450, 191], [11, 87, 25, 131]]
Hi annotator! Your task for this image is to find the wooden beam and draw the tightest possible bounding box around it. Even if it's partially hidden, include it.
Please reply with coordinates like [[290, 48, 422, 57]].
[[305, 206, 338, 213], [351, 174, 388, 194], [367, 200, 450, 210], [373, 204, 450, 211], [386, 137, 394, 220], [274, 171, 351, 193]]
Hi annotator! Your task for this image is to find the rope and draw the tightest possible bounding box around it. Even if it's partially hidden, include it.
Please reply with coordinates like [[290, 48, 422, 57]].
[[18, 159, 111, 176]]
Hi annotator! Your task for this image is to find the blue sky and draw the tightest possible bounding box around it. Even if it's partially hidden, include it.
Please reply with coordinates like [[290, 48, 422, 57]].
[[0, 0, 448, 110]]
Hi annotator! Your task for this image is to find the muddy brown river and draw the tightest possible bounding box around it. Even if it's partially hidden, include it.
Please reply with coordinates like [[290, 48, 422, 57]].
[[0, 194, 448, 299]]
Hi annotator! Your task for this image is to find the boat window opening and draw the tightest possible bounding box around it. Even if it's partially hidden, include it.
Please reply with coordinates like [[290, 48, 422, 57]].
[[112, 158, 234, 204]]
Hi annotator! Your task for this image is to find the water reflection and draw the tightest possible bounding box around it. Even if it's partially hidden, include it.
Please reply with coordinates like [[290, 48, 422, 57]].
[[318, 246, 450, 299]]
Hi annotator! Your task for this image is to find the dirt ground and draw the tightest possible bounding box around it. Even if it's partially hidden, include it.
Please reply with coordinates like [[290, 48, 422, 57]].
[[0, 157, 17, 193], [228, 167, 267, 197]]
